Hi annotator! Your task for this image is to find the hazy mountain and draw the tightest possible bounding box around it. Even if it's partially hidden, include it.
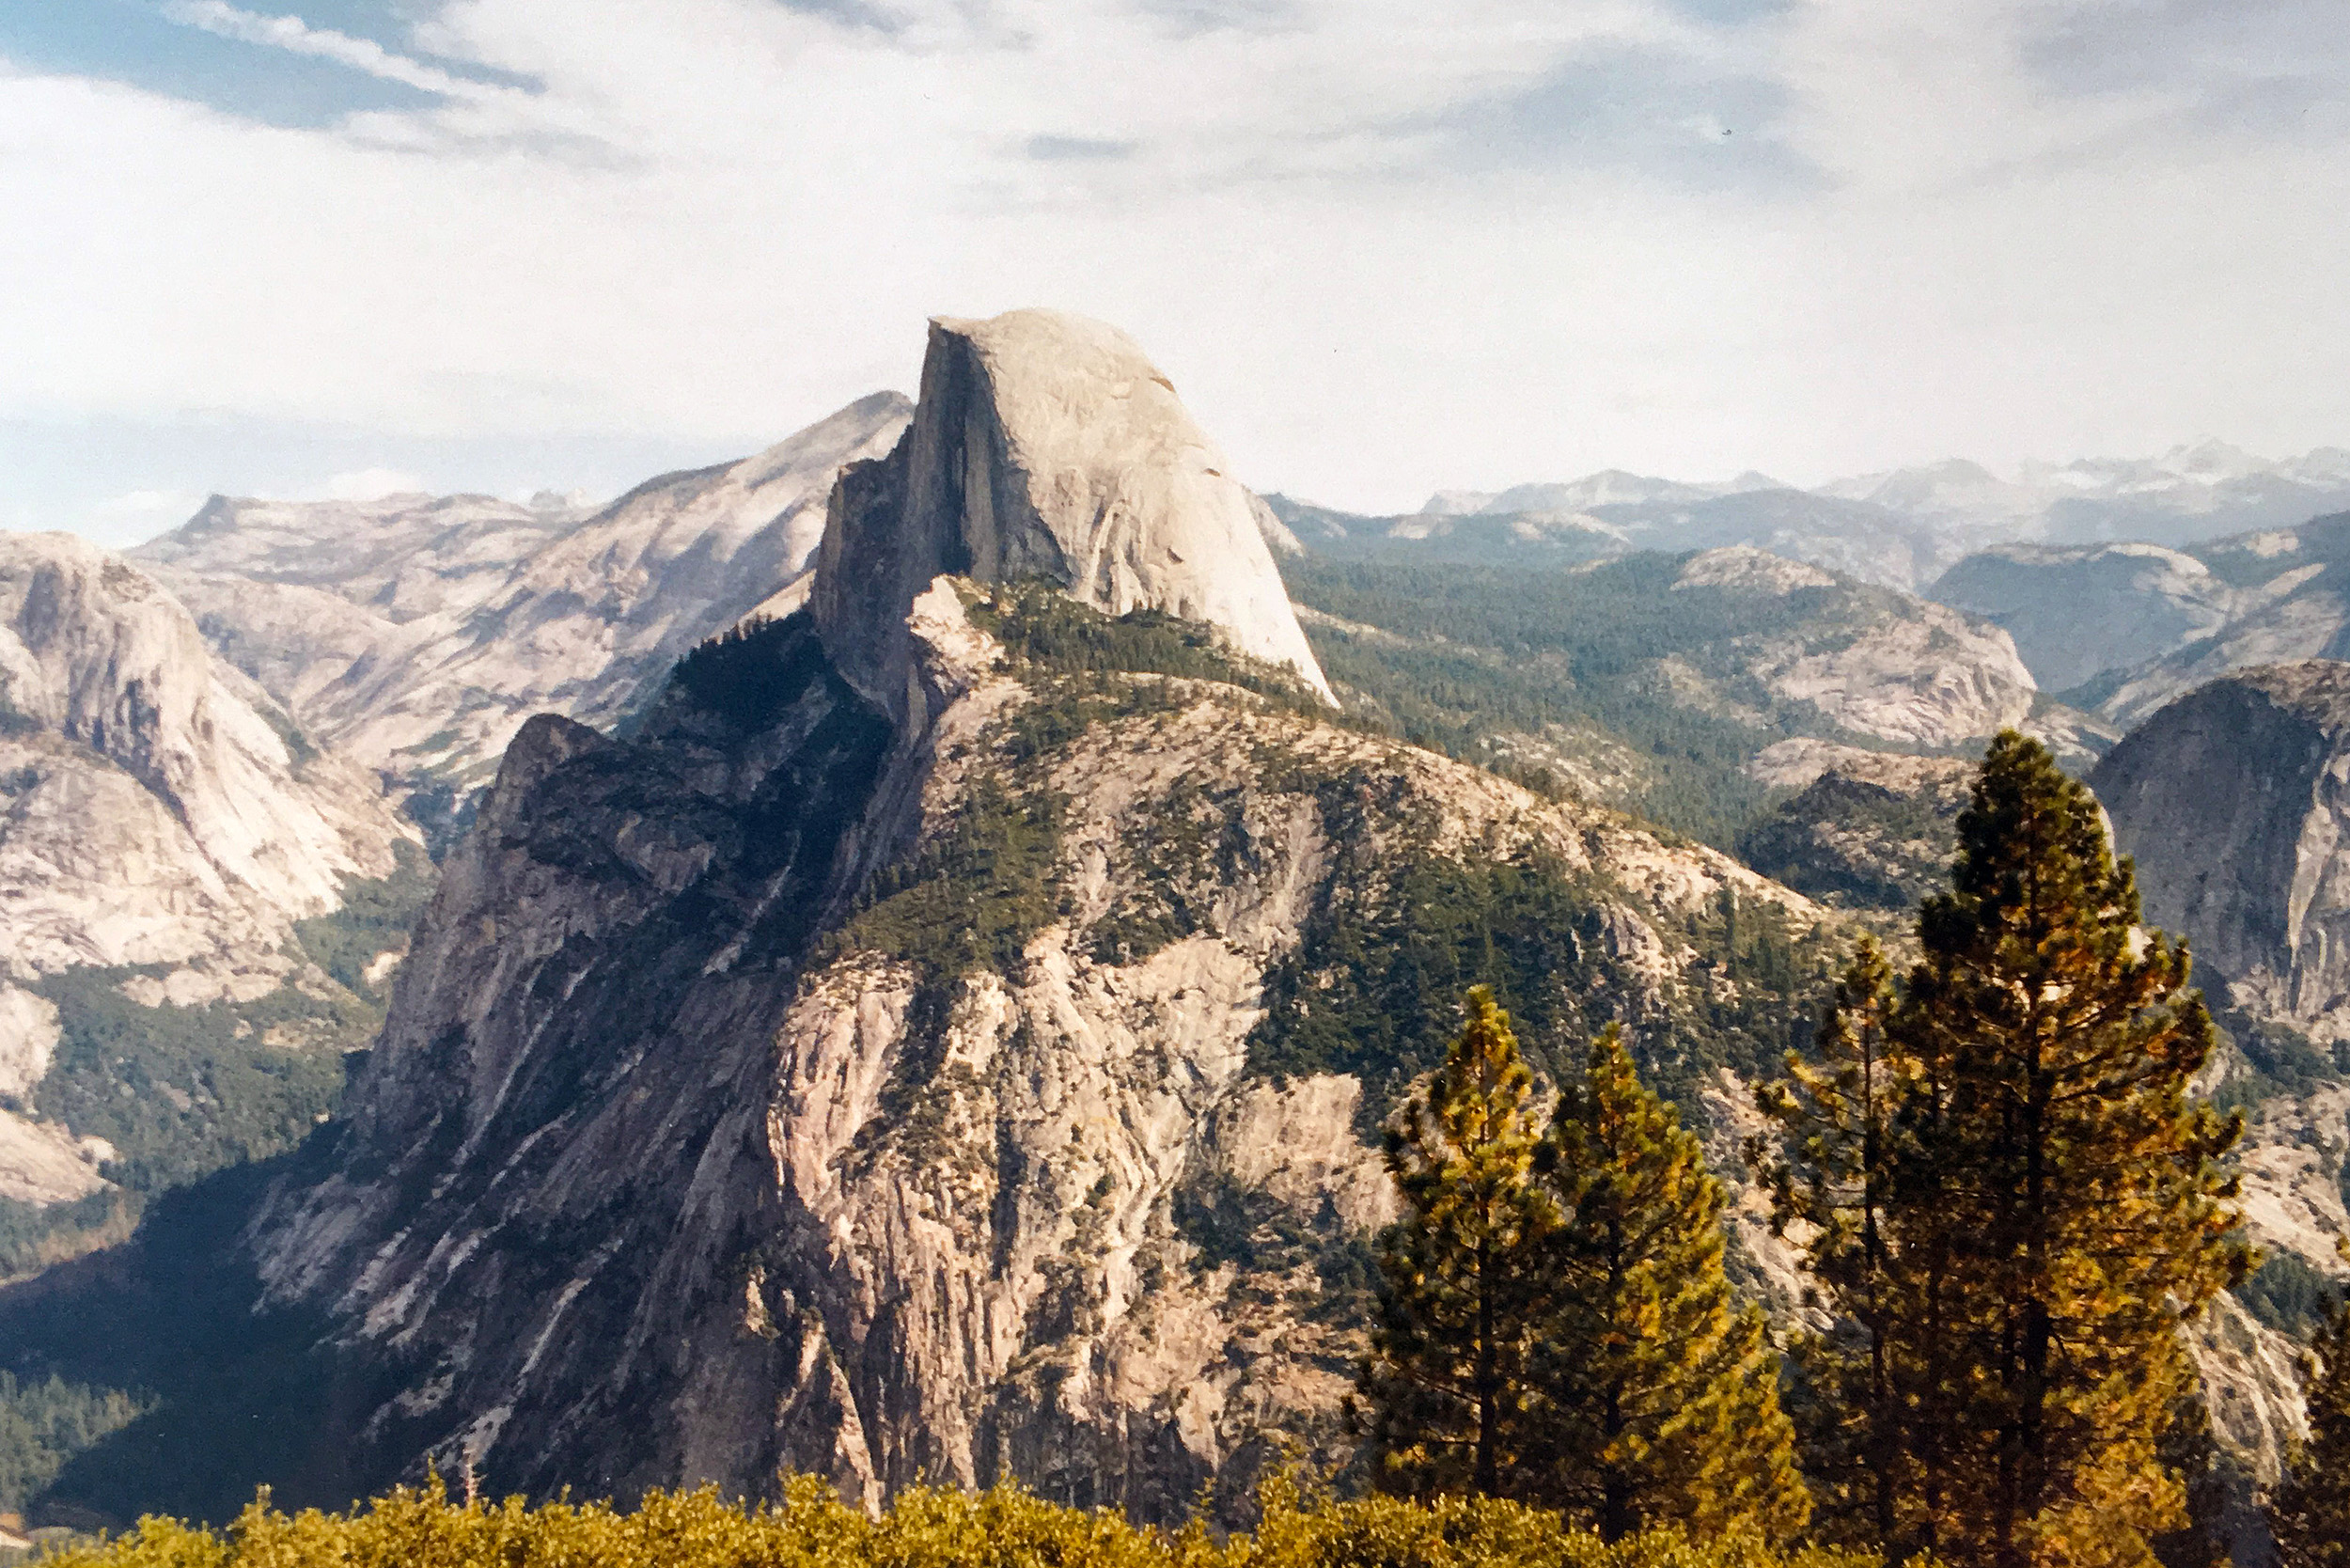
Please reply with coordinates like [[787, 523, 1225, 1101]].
[[1376, 441, 2350, 592], [1931, 541, 2246, 692], [136, 392, 914, 824], [1925, 511, 2350, 726], [1279, 487, 1951, 590]]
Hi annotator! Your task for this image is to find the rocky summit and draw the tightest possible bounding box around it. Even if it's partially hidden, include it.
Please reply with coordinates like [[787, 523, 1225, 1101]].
[[814, 311, 1332, 720], [178, 315, 1838, 1523]]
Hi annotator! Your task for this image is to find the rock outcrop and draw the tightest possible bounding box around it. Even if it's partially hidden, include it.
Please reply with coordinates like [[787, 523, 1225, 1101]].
[[214, 552, 1827, 1519], [1737, 742, 1974, 910], [140, 393, 913, 803], [1663, 548, 2036, 749], [812, 312, 1332, 719], [1930, 541, 2244, 692], [2090, 662, 2350, 1042], [0, 533, 410, 990]]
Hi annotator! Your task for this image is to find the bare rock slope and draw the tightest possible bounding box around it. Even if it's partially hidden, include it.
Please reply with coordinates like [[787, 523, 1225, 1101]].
[[138, 393, 913, 803], [0, 533, 409, 990], [0, 532, 414, 1211], [212, 315, 1825, 1521]]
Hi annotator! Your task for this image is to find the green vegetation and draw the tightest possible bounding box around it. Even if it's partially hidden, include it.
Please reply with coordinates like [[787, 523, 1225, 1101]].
[[0, 1373, 145, 1514], [828, 777, 1068, 982], [1532, 1023, 1808, 1543], [33, 1471, 1879, 1568], [2269, 1291, 2350, 1568], [1756, 732, 2248, 1568], [1361, 994, 1806, 1542], [1246, 826, 1831, 1123], [1277, 556, 1936, 851], [1361, 988, 1559, 1501], [2234, 1250, 2345, 1339], [27, 967, 357, 1198], [290, 839, 436, 997], [1, 842, 435, 1280], [1735, 780, 1958, 912]]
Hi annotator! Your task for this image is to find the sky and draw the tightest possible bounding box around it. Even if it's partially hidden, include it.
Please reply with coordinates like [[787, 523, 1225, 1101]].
[[1, 0, 2346, 545]]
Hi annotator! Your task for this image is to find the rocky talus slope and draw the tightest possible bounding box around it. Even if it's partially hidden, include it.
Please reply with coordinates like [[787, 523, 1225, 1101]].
[[137, 393, 912, 809], [0, 532, 414, 1214]]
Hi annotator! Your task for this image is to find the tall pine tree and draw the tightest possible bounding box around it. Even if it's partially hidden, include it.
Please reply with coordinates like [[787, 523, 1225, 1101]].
[[1531, 1022, 1810, 1544], [1762, 731, 2246, 1568], [1360, 986, 1559, 1498], [1756, 936, 1928, 1548], [2270, 1274, 2350, 1568]]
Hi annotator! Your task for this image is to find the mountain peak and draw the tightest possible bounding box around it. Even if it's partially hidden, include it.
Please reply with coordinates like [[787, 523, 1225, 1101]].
[[811, 310, 1333, 719]]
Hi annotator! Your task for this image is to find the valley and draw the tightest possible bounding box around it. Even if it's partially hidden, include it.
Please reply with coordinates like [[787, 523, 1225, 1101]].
[[0, 311, 2339, 1562]]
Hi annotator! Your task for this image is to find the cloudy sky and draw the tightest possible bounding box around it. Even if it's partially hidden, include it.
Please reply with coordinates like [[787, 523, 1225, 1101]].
[[1, 0, 2345, 544]]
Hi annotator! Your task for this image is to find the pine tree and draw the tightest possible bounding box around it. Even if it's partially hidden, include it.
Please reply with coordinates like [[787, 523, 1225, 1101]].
[[2271, 1286, 2350, 1568], [1755, 936, 1925, 1549], [1360, 986, 1559, 1498], [1529, 1022, 1810, 1544], [1896, 732, 2246, 1568]]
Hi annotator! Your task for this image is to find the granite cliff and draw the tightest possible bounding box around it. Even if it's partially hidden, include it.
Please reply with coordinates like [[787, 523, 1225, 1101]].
[[814, 312, 1331, 719], [122, 314, 1836, 1522], [0, 532, 413, 1227]]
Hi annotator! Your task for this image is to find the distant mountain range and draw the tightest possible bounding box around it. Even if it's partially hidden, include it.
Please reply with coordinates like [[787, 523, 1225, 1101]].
[[1276, 441, 2350, 592]]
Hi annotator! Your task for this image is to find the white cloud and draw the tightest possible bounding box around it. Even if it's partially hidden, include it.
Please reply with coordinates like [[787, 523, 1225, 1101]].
[[0, 0, 2344, 520], [160, 1, 504, 101]]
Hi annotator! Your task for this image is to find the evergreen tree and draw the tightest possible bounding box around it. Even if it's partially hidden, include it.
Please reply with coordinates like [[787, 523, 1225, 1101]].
[[2271, 1285, 2350, 1568], [1766, 731, 2246, 1568], [1898, 732, 2244, 1568], [1755, 937, 1925, 1548], [1361, 986, 1559, 1498], [1530, 1022, 1810, 1544]]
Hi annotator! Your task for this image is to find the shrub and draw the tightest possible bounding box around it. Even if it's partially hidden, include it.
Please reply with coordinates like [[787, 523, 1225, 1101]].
[[35, 1473, 1886, 1568]]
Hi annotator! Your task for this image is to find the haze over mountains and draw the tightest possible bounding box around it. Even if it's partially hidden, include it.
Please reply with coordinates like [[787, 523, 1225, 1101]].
[[1277, 440, 2350, 594], [0, 311, 2342, 1550]]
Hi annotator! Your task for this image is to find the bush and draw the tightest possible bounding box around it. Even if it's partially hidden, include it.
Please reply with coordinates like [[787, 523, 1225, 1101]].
[[36, 1473, 1886, 1568]]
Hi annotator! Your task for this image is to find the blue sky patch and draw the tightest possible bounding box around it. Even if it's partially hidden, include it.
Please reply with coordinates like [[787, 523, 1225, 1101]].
[[0, 0, 525, 128]]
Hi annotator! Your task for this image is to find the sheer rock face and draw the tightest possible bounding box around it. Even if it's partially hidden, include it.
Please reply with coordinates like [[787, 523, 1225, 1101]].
[[812, 312, 1332, 722], [0, 532, 410, 989], [247, 588, 1819, 1519], [2091, 662, 2350, 1043]]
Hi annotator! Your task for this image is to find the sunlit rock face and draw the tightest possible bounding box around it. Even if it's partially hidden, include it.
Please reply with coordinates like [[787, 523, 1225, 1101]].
[[137, 393, 914, 801], [813, 310, 1332, 722], [0, 530, 409, 990], [2092, 661, 2350, 1043]]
